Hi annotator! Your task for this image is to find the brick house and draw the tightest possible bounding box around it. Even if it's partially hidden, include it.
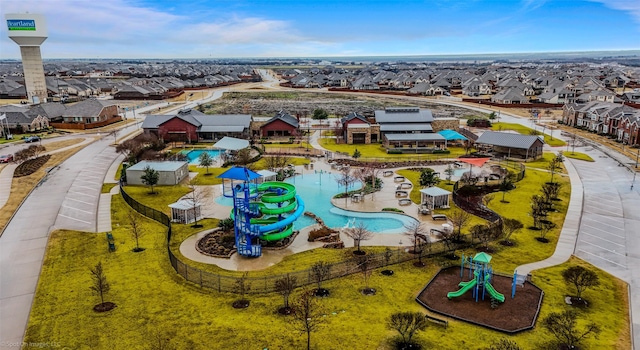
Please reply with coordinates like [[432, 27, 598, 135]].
[[259, 111, 299, 137]]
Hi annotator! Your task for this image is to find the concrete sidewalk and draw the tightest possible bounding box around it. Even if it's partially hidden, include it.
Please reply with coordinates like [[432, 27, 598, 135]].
[[515, 156, 583, 276]]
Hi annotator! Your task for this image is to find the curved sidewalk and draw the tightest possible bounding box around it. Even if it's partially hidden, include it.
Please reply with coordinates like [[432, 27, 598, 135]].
[[515, 157, 583, 276]]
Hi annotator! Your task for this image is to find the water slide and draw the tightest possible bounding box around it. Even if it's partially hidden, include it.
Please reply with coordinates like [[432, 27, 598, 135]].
[[231, 181, 304, 241], [484, 281, 505, 303], [447, 278, 478, 299]]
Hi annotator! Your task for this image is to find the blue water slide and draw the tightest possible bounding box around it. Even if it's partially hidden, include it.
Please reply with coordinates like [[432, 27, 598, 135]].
[[258, 195, 305, 233]]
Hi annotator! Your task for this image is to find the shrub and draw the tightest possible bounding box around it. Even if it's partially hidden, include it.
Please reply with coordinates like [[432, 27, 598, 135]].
[[387, 149, 403, 154], [14, 155, 51, 177], [308, 227, 336, 241], [432, 149, 450, 154]]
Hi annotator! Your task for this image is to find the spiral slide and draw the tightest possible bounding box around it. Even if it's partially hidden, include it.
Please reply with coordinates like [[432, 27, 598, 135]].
[[230, 182, 304, 242]]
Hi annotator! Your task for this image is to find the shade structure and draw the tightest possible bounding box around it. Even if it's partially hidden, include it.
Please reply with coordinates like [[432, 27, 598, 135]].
[[438, 129, 468, 141], [213, 136, 250, 151], [419, 186, 452, 209], [473, 252, 492, 264], [217, 166, 261, 181], [456, 157, 491, 167]]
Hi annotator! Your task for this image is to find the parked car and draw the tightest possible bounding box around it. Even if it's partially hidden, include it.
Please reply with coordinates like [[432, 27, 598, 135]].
[[24, 136, 40, 143], [0, 154, 14, 163]]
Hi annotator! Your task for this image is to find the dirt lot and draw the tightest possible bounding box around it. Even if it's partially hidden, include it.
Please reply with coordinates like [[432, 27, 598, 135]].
[[202, 91, 488, 119]]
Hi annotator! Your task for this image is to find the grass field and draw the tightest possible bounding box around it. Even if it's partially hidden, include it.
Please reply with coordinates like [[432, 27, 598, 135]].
[[25, 195, 629, 349], [318, 138, 470, 160], [492, 122, 566, 147], [563, 151, 595, 162]]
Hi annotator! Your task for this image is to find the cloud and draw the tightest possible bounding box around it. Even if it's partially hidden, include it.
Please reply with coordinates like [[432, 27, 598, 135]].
[[172, 16, 305, 45], [589, 0, 640, 24], [0, 0, 312, 57]]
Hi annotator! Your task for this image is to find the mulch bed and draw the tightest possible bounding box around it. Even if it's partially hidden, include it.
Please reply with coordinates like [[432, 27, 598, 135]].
[[416, 266, 543, 333]]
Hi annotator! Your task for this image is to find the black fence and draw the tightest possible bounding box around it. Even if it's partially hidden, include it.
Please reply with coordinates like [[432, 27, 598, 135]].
[[119, 186, 465, 294]]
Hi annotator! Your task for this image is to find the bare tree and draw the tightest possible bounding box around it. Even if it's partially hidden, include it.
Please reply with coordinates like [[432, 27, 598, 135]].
[[530, 195, 546, 229], [108, 128, 118, 145], [538, 220, 556, 242], [354, 254, 375, 294], [403, 221, 427, 255], [343, 221, 373, 254], [444, 164, 454, 184], [263, 154, 291, 171], [292, 289, 325, 350], [127, 211, 145, 252], [543, 310, 600, 349], [388, 312, 428, 349], [448, 208, 472, 240], [274, 274, 297, 314], [334, 166, 358, 205], [500, 218, 523, 245], [310, 261, 331, 296], [90, 262, 111, 308], [232, 272, 251, 308], [185, 179, 211, 228], [234, 148, 254, 169], [548, 152, 564, 184], [562, 266, 600, 301]]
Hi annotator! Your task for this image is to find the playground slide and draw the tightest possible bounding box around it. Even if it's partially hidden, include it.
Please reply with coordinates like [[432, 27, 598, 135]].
[[484, 282, 505, 303], [447, 278, 478, 299], [257, 200, 297, 215]]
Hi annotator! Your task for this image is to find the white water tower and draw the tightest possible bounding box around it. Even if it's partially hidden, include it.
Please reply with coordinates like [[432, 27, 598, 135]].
[[5, 14, 48, 104]]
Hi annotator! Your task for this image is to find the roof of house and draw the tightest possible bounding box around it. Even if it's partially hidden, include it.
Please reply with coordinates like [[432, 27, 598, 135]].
[[127, 160, 187, 172], [63, 99, 113, 117], [142, 108, 251, 131], [374, 107, 434, 123], [476, 131, 544, 149], [262, 111, 299, 128], [341, 112, 368, 124]]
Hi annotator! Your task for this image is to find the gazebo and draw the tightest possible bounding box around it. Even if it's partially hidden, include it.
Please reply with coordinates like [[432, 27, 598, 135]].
[[419, 187, 452, 209], [168, 199, 200, 224]]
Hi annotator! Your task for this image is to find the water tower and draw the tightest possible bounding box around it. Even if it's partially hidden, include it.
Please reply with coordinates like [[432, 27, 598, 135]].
[[5, 14, 48, 104]]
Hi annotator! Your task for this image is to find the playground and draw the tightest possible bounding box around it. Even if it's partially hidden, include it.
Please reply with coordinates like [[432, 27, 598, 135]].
[[417, 263, 544, 333]]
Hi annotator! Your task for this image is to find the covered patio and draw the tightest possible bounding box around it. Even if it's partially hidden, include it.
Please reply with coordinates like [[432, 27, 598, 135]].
[[383, 133, 447, 153], [169, 199, 201, 224], [419, 187, 452, 209]]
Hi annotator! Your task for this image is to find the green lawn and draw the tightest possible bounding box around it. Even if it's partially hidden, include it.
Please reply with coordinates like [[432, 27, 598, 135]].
[[563, 152, 595, 162], [318, 138, 470, 160], [23, 162, 629, 350], [25, 196, 629, 349], [492, 122, 566, 147], [101, 183, 117, 194]]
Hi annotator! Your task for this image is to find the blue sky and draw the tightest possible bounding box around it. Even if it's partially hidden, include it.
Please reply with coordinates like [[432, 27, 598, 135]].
[[1, 0, 639, 59]]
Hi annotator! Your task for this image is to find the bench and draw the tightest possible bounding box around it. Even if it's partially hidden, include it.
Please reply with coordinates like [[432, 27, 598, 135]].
[[383, 170, 394, 177], [400, 182, 413, 189], [394, 176, 405, 182], [395, 190, 408, 198], [398, 199, 412, 206], [431, 214, 447, 221], [425, 315, 448, 328], [430, 228, 445, 236], [106, 232, 115, 252]]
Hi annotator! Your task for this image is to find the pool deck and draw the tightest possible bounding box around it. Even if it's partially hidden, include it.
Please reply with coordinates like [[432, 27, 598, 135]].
[[180, 159, 463, 271]]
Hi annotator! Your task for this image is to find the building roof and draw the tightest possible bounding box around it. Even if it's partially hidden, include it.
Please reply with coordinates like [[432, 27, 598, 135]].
[[213, 136, 250, 151], [476, 131, 544, 149], [263, 111, 299, 128], [142, 108, 251, 131], [384, 133, 445, 141], [341, 112, 369, 124], [374, 107, 434, 123], [419, 187, 452, 196], [218, 166, 262, 181], [127, 160, 187, 172], [380, 123, 433, 132]]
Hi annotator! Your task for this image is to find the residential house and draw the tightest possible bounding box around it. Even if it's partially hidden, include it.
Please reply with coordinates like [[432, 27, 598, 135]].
[[61, 99, 119, 124]]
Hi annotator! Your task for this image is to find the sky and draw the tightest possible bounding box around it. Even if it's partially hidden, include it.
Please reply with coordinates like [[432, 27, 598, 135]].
[[1, 0, 639, 59]]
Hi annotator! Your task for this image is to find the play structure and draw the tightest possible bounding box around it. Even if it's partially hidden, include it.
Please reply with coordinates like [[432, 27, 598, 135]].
[[219, 167, 305, 257], [447, 252, 505, 303]]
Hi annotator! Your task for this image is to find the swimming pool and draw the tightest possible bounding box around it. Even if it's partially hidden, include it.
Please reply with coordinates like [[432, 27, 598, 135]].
[[184, 150, 221, 165], [215, 172, 417, 233]]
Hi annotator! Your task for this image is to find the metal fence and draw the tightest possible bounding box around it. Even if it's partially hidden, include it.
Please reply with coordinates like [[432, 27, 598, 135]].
[[119, 186, 465, 294]]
